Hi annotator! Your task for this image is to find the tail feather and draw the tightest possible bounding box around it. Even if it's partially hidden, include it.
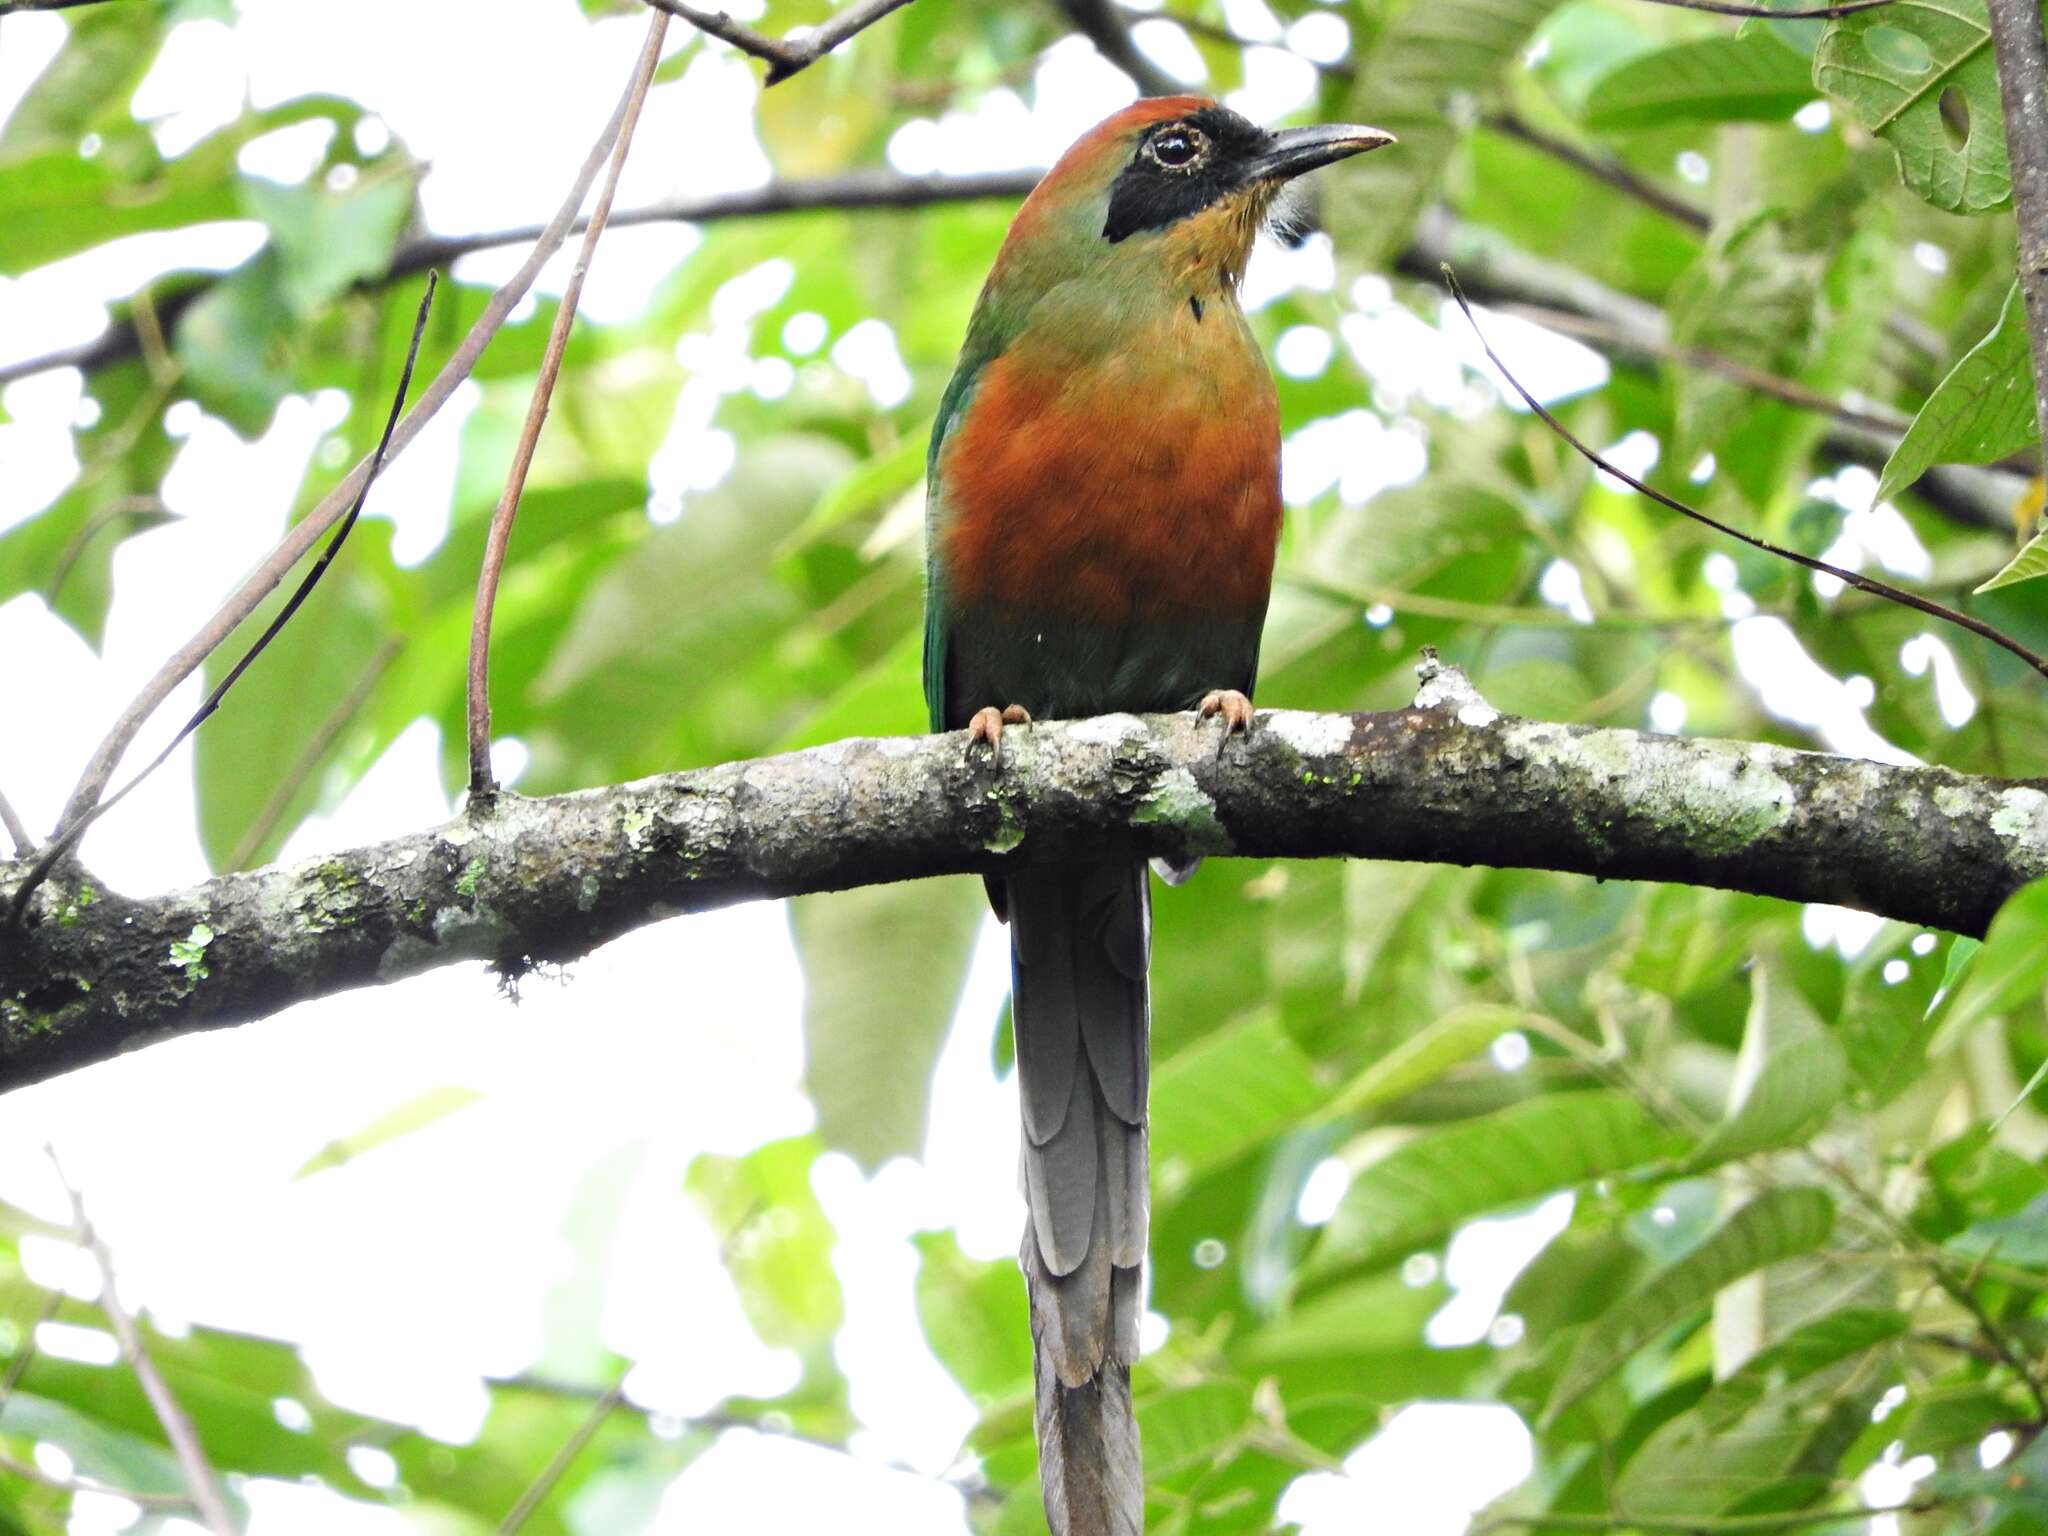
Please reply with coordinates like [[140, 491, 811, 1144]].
[[1009, 862, 1150, 1536]]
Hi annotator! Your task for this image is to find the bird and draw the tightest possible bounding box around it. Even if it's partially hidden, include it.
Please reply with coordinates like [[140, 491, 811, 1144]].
[[921, 98, 1394, 1534]]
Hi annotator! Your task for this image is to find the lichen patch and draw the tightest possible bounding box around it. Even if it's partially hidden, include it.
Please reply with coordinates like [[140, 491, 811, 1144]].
[[1506, 724, 1793, 855], [1067, 714, 1145, 745], [1264, 710, 1352, 757], [1133, 768, 1232, 855]]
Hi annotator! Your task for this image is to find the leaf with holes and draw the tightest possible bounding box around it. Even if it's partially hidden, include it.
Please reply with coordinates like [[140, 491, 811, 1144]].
[[1881, 284, 2039, 507], [1814, 0, 2011, 213], [1584, 34, 1816, 131], [1544, 1186, 1837, 1426]]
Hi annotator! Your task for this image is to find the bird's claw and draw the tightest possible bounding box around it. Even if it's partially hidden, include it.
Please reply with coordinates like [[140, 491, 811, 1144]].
[[1197, 689, 1254, 759], [967, 704, 1032, 765]]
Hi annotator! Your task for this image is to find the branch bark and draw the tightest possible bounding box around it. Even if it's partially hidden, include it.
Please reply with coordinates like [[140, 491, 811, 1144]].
[[1987, 0, 2048, 458], [6, 663, 2046, 1095], [642, 0, 913, 84]]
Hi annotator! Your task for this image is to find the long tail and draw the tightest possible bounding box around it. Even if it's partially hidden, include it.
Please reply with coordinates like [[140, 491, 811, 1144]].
[[1007, 861, 1150, 1536]]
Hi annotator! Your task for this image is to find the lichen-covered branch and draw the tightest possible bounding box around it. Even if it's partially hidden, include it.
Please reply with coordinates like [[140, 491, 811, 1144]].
[[4, 660, 2046, 1094]]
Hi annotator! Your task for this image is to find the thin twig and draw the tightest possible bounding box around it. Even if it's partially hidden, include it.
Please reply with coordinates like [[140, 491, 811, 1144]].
[[49, 1150, 236, 1535], [468, 11, 667, 802], [1443, 266, 2048, 685], [41, 48, 658, 855], [7, 278, 437, 927], [1486, 113, 1708, 233], [1625, 0, 1892, 15], [226, 636, 405, 870], [0, 790, 32, 858], [0, 1448, 196, 1512], [643, 0, 913, 84], [1986, 0, 2048, 457], [497, 1385, 623, 1534]]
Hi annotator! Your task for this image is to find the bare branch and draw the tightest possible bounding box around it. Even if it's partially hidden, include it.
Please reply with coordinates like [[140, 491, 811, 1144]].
[[8, 681, 2048, 1091], [1485, 113, 1708, 233], [470, 13, 667, 801], [642, 0, 914, 84], [43, 46, 660, 847], [1444, 267, 2048, 683], [51, 1152, 236, 1535], [1053, 0, 1183, 96], [1987, 0, 2048, 457], [0, 170, 1042, 395]]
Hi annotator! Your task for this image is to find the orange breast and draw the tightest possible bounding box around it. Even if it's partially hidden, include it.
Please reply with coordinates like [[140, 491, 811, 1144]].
[[938, 310, 1283, 627]]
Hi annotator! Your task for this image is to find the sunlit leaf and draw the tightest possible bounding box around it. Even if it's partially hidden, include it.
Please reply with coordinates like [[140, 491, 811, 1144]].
[[1880, 284, 2039, 507], [1583, 34, 1814, 131]]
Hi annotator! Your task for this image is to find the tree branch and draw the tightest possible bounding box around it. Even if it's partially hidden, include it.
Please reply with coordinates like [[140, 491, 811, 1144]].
[[1053, 0, 1183, 97], [6, 660, 2047, 1094], [1987, 0, 2048, 457], [0, 171, 1045, 395], [642, 0, 913, 84]]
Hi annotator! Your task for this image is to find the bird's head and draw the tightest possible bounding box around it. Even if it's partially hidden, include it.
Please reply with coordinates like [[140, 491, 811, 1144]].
[[994, 96, 1395, 298]]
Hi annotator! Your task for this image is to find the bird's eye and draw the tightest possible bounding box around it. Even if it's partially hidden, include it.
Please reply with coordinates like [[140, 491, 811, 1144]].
[[1148, 126, 1206, 170]]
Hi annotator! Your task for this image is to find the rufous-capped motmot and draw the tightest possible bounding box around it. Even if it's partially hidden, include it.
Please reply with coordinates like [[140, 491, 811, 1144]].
[[922, 98, 1394, 1535]]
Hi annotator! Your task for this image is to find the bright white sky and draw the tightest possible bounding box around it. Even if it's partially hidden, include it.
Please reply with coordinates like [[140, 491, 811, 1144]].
[[0, 1, 1952, 1531]]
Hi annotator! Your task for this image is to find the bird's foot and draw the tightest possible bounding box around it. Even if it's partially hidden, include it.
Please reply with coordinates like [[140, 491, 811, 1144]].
[[1197, 689, 1254, 758], [966, 704, 1032, 765]]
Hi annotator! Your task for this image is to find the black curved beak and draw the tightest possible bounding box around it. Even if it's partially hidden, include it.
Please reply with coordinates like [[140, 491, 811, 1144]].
[[1250, 122, 1397, 183]]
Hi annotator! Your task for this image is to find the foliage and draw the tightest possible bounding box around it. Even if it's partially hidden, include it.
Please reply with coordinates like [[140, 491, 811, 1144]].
[[4, 0, 2048, 1531]]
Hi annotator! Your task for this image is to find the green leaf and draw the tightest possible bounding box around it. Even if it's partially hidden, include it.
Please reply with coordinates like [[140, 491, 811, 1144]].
[[1312, 1092, 1689, 1281], [1326, 0, 1567, 268], [687, 1135, 844, 1348], [292, 1084, 483, 1178], [1613, 1307, 1905, 1516], [1815, 0, 2011, 213], [1928, 877, 2048, 1055], [914, 1230, 1030, 1400], [241, 168, 416, 317], [192, 544, 392, 872], [1545, 1186, 1837, 1425], [1880, 284, 2039, 507], [1946, 1193, 2048, 1269], [790, 877, 982, 1170], [173, 250, 302, 437], [1584, 34, 1816, 131], [1978, 528, 2048, 593], [1319, 1003, 1514, 1118], [1686, 961, 1845, 1170], [1150, 1007, 1327, 1187]]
